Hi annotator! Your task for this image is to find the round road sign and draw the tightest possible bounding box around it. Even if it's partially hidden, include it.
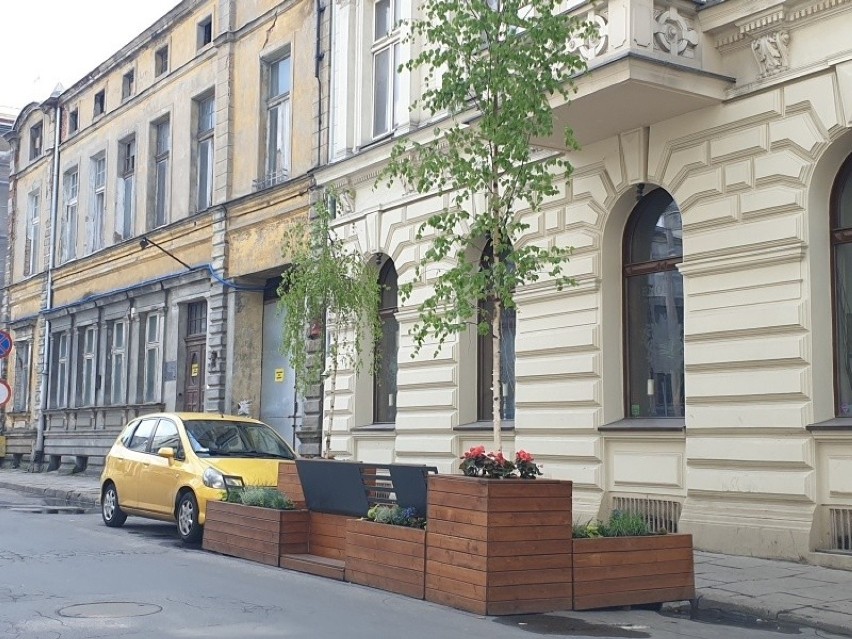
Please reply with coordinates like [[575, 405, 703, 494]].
[[0, 380, 10, 407], [0, 331, 11, 359]]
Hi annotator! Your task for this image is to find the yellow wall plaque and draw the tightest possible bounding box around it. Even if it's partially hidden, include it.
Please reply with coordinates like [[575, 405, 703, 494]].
[[274, 369, 285, 382]]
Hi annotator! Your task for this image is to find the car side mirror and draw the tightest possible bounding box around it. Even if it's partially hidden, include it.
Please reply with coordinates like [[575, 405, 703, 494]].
[[157, 447, 176, 460]]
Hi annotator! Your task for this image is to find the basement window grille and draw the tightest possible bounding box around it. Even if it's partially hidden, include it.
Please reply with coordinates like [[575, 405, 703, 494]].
[[611, 496, 682, 534], [829, 507, 852, 552]]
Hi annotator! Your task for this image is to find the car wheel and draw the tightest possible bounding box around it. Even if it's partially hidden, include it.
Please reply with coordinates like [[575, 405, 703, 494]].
[[177, 492, 202, 543], [102, 482, 127, 528]]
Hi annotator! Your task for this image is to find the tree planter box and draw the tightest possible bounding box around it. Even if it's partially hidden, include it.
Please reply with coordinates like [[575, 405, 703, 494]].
[[425, 475, 573, 616], [572, 533, 695, 610], [202, 501, 309, 566], [345, 519, 427, 599]]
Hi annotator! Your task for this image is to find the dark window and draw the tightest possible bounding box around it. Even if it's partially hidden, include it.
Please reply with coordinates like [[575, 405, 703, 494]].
[[29, 122, 43, 160], [198, 16, 213, 48], [151, 419, 182, 455], [477, 240, 516, 421], [68, 109, 79, 135], [374, 257, 399, 423], [832, 155, 852, 416], [94, 90, 105, 117], [127, 417, 158, 453], [155, 46, 169, 76], [623, 188, 684, 419], [122, 70, 135, 99], [187, 301, 207, 336]]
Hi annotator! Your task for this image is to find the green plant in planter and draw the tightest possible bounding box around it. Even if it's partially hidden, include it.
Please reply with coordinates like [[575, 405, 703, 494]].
[[225, 486, 294, 511], [365, 504, 426, 529], [573, 510, 655, 538]]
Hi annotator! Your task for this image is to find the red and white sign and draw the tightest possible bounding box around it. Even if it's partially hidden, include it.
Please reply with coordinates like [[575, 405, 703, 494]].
[[0, 380, 10, 408]]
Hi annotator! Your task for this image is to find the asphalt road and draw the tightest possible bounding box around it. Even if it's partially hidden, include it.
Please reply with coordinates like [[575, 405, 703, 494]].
[[0, 486, 845, 639]]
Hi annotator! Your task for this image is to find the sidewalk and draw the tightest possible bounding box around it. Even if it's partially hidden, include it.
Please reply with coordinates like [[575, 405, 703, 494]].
[[0, 466, 850, 636]]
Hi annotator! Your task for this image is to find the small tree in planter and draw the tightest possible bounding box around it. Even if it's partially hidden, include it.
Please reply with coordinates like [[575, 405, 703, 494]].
[[382, 0, 595, 451], [278, 195, 382, 458]]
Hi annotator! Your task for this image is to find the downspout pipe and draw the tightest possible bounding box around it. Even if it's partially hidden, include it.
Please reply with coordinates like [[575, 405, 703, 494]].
[[33, 96, 61, 470]]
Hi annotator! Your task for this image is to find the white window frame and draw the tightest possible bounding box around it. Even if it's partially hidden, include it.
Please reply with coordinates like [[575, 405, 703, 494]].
[[50, 332, 70, 409], [61, 169, 79, 263], [153, 119, 170, 228], [88, 154, 106, 253], [196, 95, 215, 210], [371, 0, 403, 139], [263, 54, 291, 188], [78, 325, 97, 407], [108, 320, 127, 405], [25, 189, 40, 276], [142, 313, 163, 403], [13, 339, 31, 413], [116, 137, 135, 241]]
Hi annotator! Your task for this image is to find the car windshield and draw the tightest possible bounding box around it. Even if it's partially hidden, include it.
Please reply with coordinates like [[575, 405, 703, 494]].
[[183, 419, 296, 460]]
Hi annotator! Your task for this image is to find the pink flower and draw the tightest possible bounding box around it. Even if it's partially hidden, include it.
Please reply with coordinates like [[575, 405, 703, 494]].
[[516, 450, 534, 463]]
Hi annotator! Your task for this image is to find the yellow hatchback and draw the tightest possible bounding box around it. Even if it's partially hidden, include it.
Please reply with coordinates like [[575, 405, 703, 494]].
[[100, 412, 297, 542]]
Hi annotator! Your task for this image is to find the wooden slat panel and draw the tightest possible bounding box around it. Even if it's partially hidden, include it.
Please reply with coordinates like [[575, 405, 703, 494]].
[[488, 582, 573, 602], [488, 553, 572, 572], [488, 568, 572, 588], [574, 546, 693, 568], [487, 597, 573, 616], [277, 462, 306, 508], [279, 554, 346, 580], [426, 559, 488, 587], [347, 532, 425, 558], [575, 571, 694, 597], [203, 520, 278, 541], [346, 557, 424, 586], [425, 572, 486, 601], [573, 534, 692, 554], [347, 569, 424, 599], [207, 500, 281, 522], [203, 530, 279, 555], [574, 557, 692, 582], [347, 545, 424, 571], [203, 538, 278, 566], [425, 587, 487, 616], [346, 519, 425, 544], [573, 586, 695, 611]]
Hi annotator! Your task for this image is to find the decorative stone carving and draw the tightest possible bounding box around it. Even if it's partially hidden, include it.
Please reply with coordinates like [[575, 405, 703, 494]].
[[567, 12, 609, 61], [654, 6, 698, 58], [751, 30, 790, 78]]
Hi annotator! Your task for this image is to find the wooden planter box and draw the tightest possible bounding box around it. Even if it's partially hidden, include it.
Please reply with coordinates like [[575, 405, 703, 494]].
[[345, 519, 426, 599], [202, 501, 309, 566], [425, 475, 573, 616], [277, 462, 306, 509], [572, 533, 695, 610]]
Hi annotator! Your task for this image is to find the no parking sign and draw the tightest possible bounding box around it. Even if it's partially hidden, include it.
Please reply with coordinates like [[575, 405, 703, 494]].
[[0, 330, 12, 409]]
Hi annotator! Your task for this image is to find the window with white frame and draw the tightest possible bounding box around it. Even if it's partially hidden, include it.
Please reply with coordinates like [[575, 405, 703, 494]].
[[25, 189, 40, 276], [88, 154, 106, 253], [263, 54, 291, 188], [60, 168, 79, 263], [116, 137, 135, 241], [152, 119, 170, 228], [12, 339, 31, 413], [196, 95, 215, 210], [29, 122, 43, 160], [77, 325, 97, 406], [107, 320, 127, 405], [142, 313, 163, 403], [49, 332, 69, 408], [372, 0, 403, 138]]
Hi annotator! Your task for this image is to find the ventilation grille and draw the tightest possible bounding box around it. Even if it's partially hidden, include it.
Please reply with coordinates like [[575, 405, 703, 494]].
[[611, 496, 682, 534], [829, 508, 852, 552]]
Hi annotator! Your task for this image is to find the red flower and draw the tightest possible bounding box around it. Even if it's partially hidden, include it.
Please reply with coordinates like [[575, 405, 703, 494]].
[[462, 445, 486, 460], [516, 450, 534, 463]]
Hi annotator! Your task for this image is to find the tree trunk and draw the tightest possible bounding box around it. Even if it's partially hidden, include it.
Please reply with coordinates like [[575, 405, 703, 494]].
[[492, 297, 503, 452], [324, 337, 338, 459]]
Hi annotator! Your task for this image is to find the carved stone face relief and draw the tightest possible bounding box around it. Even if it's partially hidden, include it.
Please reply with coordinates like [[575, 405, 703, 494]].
[[751, 30, 790, 78]]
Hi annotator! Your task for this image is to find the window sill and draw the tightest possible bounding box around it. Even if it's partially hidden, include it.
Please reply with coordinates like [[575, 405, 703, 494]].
[[599, 417, 685, 432], [454, 420, 515, 432], [807, 418, 852, 431], [352, 423, 396, 432]]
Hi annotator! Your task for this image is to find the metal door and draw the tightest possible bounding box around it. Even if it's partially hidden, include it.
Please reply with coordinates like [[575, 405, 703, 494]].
[[261, 301, 299, 447], [183, 339, 205, 412]]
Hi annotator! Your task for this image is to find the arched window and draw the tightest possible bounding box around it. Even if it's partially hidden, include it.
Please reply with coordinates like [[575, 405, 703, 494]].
[[832, 156, 852, 416], [623, 189, 684, 418], [477, 241, 516, 421], [374, 257, 399, 423]]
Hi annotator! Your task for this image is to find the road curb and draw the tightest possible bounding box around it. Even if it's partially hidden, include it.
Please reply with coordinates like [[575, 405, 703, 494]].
[[694, 592, 852, 638], [0, 480, 100, 507]]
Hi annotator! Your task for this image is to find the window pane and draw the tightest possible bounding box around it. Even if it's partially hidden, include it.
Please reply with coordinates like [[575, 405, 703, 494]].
[[157, 122, 170, 154], [155, 159, 168, 225], [267, 104, 280, 174], [625, 271, 685, 418], [128, 418, 157, 452], [375, 0, 391, 39], [500, 306, 516, 420], [373, 48, 390, 136], [628, 193, 683, 264], [145, 348, 158, 402], [151, 420, 181, 452], [122, 176, 134, 237], [375, 315, 399, 422], [270, 57, 291, 98], [198, 138, 212, 209], [198, 97, 215, 133], [112, 353, 125, 404], [835, 243, 852, 415], [147, 315, 159, 342]]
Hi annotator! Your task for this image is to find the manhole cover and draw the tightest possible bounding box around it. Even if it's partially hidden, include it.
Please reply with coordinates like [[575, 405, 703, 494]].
[[58, 603, 162, 619]]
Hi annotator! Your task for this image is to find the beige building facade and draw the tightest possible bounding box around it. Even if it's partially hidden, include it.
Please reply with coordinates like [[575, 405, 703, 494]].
[[2, 0, 328, 469], [318, 0, 852, 566]]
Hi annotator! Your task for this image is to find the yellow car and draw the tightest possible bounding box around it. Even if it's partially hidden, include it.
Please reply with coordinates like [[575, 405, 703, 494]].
[[100, 412, 297, 543]]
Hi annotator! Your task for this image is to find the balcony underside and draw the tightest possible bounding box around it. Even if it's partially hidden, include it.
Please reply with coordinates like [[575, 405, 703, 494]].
[[537, 53, 735, 150]]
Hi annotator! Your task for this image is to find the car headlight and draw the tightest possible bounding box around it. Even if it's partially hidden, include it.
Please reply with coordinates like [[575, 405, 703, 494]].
[[202, 468, 244, 489]]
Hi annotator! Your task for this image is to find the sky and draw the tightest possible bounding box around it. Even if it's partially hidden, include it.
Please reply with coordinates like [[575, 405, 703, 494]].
[[0, 0, 181, 116]]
